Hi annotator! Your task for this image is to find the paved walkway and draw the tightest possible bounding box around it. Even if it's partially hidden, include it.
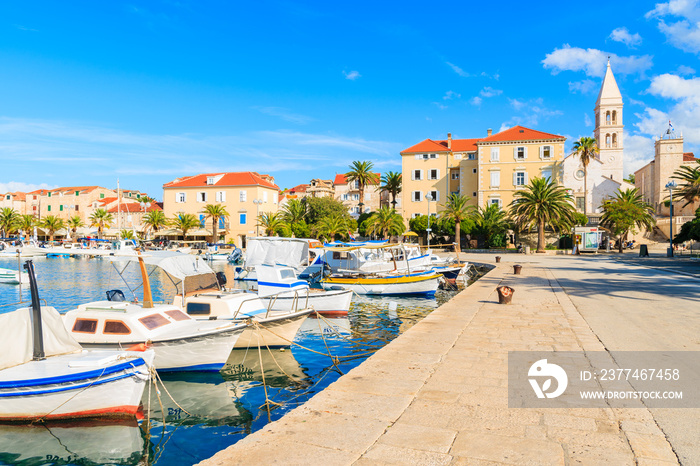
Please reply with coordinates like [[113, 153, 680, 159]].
[[200, 255, 693, 465]]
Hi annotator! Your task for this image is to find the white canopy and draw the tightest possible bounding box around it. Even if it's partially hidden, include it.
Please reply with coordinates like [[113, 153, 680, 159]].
[[109, 251, 214, 281], [244, 237, 311, 269], [110, 251, 218, 295], [0, 306, 82, 371]]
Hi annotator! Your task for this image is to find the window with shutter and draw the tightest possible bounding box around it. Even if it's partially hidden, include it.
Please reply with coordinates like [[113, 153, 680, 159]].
[[515, 147, 526, 160], [490, 148, 499, 162], [239, 190, 247, 202], [490, 172, 500, 187]]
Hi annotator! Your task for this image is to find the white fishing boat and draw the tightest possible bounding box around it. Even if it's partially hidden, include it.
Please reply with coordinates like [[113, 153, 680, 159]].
[[0, 260, 155, 422], [234, 237, 325, 281], [321, 270, 441, 296], [63, 252, 248, 372], [320, 242, 433, 275], [0, 239, 47, 257], [256, 264, 352, 316], [107, 251, 313, 349], [0, 267, 29, 285]]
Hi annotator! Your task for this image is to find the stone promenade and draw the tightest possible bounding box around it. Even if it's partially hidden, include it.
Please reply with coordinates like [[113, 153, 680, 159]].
[[200, 255, 690, 465]]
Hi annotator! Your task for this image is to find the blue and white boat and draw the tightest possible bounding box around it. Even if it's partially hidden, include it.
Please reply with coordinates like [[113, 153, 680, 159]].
[[0, 260, 155, 422]]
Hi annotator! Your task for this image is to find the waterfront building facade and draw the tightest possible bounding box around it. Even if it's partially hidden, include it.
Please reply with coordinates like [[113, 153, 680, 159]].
[[27, 186, 118, 223], [400, 128, 565, 222], [334, 174, 380, 217], [163, 171, 279, 247], [0, 192, 28, 215]]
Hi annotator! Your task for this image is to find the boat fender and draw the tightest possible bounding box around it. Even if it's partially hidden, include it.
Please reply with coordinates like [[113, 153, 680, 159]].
[[127, 342, 149, 352]]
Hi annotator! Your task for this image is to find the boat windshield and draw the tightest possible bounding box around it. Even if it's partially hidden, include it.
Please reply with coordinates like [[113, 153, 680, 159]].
[[138, 313, 171, 330]]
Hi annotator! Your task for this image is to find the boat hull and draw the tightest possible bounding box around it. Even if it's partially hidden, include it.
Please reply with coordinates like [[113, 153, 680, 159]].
[[321, 273, 440, 296], [0, 351, 153, 421], [81, 326, 245, 372], [0, 268, 29, 285], [233, 310, 311, 349], [260, 289, 352, 316]]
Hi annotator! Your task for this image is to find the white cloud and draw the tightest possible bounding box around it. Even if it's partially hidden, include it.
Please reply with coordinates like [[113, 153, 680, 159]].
[[542, 44, 653, 77], [584, 113, 593, 127], [624, 134, 656, 175], [343, 70, 361, 80], [433, 102, 448, 110], [628, 97, 646, 106], [500, 98, 563, 129], [677, 64, 696, 75], [14, 25, 38, 32], [609, 27, 642, 47], [446, 62, 471, 77], [470, 96, 482, 106], [568, 79, 597, 94], [0, 182, 56, 194], [636, 74, 700, 145], [443, 90, 461, 100], [0, 117, 403, 196], [254, 106, 314, 124], [479, 87, 502, 98], [646, 0, 700, 54]]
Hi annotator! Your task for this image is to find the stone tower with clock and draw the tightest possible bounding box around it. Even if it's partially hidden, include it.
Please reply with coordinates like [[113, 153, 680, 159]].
[[594, 59, 624, 182]]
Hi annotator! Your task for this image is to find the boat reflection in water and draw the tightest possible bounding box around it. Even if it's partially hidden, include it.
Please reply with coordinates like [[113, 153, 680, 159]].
[[0, 420, 146, 466], [143, 372, 253, 426]]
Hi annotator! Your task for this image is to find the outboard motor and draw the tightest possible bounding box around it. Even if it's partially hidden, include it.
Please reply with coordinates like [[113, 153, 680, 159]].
[[228, 247, 243, 264], [216, 271, 227, 290]]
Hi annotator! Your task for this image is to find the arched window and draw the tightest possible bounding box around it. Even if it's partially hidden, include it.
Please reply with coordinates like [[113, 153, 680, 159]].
[[612, 133, 617, 148], [612, 110, 617, 124], [606, 111, 611, 124], [606, 134, 611, 148]]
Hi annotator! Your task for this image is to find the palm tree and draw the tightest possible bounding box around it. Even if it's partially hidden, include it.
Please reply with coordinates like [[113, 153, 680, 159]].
[[257, 212, 289, 236], [89, 208, 114, 239], [41, 215, 65, 242], [379, 171, 402, 208], [671, 160, 700, 207], [571, 136, 599, 215], [120, 229, 136, 240], [0, 208, 20, 237], [362, 207, 405, 239], [345, 161, 379, 214], [17, 214, 36, 239], [473, 204, 511, 248], [440, 193, 473, 253], [315, 214, 350, 242], [202, 204, 230, 243], [281, 198, 308, 224], [600, 188, 655, 253], [143, 210, 168, 237], [171, 213, 200, 238], [67, 215, 84, 240], [510, 177, 576, 253]]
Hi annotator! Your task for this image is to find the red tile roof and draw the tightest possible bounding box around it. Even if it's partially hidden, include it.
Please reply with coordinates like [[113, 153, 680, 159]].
[[478, 126, 564, 143], [334, 173, 380, 185], [683, 152, 697, 161], [99, 196, 118, 206], [2, 192, 27, 201], [400, 139, 452, 154], [106, 203, 162, 213], [289, 184, 309, 193], [163, 172, 279, 190]]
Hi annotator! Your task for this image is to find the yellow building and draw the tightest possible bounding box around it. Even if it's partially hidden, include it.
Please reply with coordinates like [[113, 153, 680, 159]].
[[476, 126, 565, 208], [400, 126, 565, 222], [162, 172, 279, 247], [27, 186, 118, 223]]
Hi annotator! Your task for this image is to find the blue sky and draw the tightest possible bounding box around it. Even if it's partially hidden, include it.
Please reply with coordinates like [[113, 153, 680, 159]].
[[1, 0, 699, 200]]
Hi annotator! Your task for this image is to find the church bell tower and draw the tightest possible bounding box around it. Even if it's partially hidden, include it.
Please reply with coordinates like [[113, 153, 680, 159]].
[[594, 59, 624, 182]]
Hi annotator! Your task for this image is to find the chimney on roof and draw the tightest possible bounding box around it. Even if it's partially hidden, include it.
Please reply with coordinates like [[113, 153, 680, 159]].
[[447, 132, 452, 149], [487, 128, 492, 137]]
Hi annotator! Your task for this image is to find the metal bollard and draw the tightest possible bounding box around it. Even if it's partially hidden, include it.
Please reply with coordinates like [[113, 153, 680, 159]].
[[513, 265, 522, 275], [497, 286, 514, 304]]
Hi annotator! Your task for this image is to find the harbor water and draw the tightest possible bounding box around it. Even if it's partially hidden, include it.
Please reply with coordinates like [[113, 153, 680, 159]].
[[0, 256, 472, 466]]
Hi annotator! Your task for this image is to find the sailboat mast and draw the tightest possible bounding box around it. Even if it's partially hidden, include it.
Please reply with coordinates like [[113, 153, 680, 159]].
[[117, 179, 121, 232], [24, 260, 45, 360]]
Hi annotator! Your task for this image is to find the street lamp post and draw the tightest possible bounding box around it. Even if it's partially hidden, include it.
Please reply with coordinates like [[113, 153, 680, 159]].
[[665, 181, 677, 257], [253, 199, 262, 236], [425, 194, 433, 249]]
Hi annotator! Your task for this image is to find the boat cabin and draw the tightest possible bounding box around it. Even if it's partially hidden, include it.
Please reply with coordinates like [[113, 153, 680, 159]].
[[64, 301, 200, 344], [176, 292, 270, 321]]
